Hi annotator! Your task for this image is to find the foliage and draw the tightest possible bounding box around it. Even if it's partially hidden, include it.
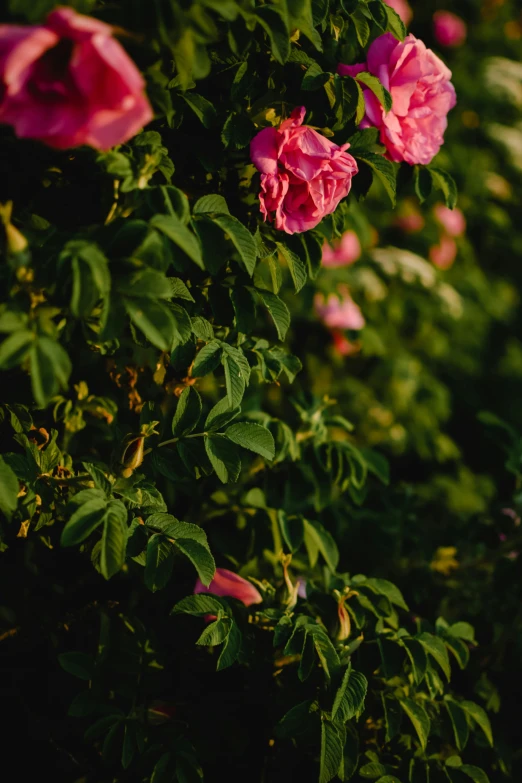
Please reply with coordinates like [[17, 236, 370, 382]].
[[1, 0, 522, 781]]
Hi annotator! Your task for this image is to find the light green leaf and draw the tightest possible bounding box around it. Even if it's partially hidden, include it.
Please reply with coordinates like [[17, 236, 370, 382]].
[[196, 618, 230, 646], [217, 620, 242, 670], [192, 340, 222, 376], [417, 632, 451, 680], [255, 289, 291, 341], [460, 701, 493, 746], [124, 298, 177, 351], [0, 455, 19, 520], [303, 519, 339, 571], [168, 277, 195, 301], [174, 538, 216, 586], [276, 243, 308, 293], [210, 214, 257, 275], [332, 667, 368, 722], [61, 498, 107, 547], [0, 330, 34, 369], [320, 721, 344, 783], [205, 435, 242, 483], [172, 594, 225, 617], [384, 4, 407, 40], [151, 214, 204, 268], [355, 72, 392, 112], [224, 422, 275, 460], [221, 345, 249, 408], [193, 194, 230, 215], [459, 766, 491, 783], [398, 698, 431, 751], [361, 578, 409, 611]]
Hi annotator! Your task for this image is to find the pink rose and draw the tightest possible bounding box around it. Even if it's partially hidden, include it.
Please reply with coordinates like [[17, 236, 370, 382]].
[[385, 0, 413, 26], [429, 234, 457, 269], [194, 568, 263, 607], [314, 289, 365, 331], [433, 204, 466, 236], [396, 202, 425, 233], [250, 106, 358, 234], [322, 230, 361, 267], [0, 8, 152, 150], [433, 11, 467, 48], [338, 33, 456, 165]]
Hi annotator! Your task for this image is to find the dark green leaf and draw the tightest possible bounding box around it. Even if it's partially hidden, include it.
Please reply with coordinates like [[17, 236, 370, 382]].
[[100, 501, 128, 580], [0, 330, 33, 369], [124, 298, 177, 351], [205, 435, 242, 483], [192, 340, 222, 376], [320, 720, 344, 783], [255, 289, 291, 340], [145, 533, 175, 592], [172, 386, 202, 437], [0, 455, 19, 520], [58, 652, 95, 681], [224, 422, 275, 460], [445, 699, 470, 751], [151, 214, 204, 268], [181, 92, 217, 128], [332, 667, 368, 722], [174, 538, 216, 586], [398, 698, 430, 751], [61, 498, 107, 547]]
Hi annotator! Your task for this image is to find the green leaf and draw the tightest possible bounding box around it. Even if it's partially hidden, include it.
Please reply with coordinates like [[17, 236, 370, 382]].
[[172, 594, 225, 617], [181, 92, 216, 128], [230, 286, 258, 333], [398, 698, 431, 751], [302, 62, 330, 91], [287, 0, 322, 50], [144, 534, 175, 592], [0, 455, 19, 520], [276, 700, 318, 739], [303, 518, 339, 571], [172, 386, 202, 437], [382, 694, 403, 743], [193, 194, 230, 215], [151, 753, 172, 783], [197, 617, 230, 646], [320, 721, 344, 783], [429, 166, 458, 209], [124, 298, 177, 351], [383, 3, 407, 40], [30, 337, 71, 406], [401, 638, 428, 685], [151, 214, 204, 268], [217, 620, 242, 670], [205, 435, 242, 483], [355, 72, 392, 112], [174, 538, 216, 586], [193, 340, 222, 376], [58, 652, 95, 681], [332, 667, 368, 722], [442, 631, 470, 669], [355, 152, 397, 206], [445, 699, 470, 751], [255, 289, 291, 341], [414, 166, 433, 203], [417, 632, 451, 680], [61, 498, 107, 547], [205, 396, 241, 431], [360, 578, 409, 610], [209, 214, 257, 275], [276, 243, 308, 293], [169, 277, 195, 301], [224, 422, 275, 460], [100, 501, 128, 580], [460, 701, 493, 746], [459, 766, 491, 783], [255, 4, 290, 65], [448, 622, 476, 643], [0, 330, 33, 369], [361, 449, 390, 485], [279, 510, 305, 552], [221, 345, 249, 408], [308, 625, 341, 682]]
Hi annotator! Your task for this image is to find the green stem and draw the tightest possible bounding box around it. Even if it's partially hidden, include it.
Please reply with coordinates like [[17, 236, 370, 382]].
[[143, 431, 207, 457]]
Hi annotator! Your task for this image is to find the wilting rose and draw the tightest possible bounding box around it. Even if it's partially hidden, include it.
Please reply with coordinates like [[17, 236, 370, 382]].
[[0, 8, 152, 150], [338, 33, 456, 165], [314, 288, 365, 331], [429, 234, 457, 269], [433, 11, 467, 48], [385, 0, 413, 26], [250, 106, 358, 234], [194, 568, 263, 607], [433, 204, 466, 236], [322, 230, 361, 268]]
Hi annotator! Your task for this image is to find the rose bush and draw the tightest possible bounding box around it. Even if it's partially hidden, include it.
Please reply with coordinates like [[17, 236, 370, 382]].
[[1, 0, 521, 782]]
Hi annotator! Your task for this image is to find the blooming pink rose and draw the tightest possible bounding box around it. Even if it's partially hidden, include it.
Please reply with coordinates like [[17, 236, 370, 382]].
[[433, 204, 466, 236], [429, 234, 457, 269], [314, 289, 365, 331], [385, 0, 413, 26], [0, 8, 152, 150], [322, 230, 361, 267], [433, 11, 467, 48], [250, 106, 358, 234], [338, 34, 456, 165], [194, 568, 263, 607]]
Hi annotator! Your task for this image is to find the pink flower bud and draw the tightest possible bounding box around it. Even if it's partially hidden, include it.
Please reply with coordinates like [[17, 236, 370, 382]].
[[433, 11, 467, 48], [314, 289, 365, 331], [429, 234, 457, 269], [322, 231, 361, 268], [194, 568, 263, 607], [433, 204, 466, 237]]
